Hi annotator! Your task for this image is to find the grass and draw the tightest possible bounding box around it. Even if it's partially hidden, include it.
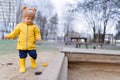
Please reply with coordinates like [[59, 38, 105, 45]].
[[0, 40, 120, 56], [0, 40, 17, 55], [0, 40, 60, 56]]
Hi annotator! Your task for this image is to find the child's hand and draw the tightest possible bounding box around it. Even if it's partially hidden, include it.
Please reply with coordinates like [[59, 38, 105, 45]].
[[4, 36, 9, 40], [36, 39, 41, 42]]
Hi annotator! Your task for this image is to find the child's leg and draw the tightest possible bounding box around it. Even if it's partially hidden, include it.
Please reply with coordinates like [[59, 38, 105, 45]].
[[28, 50, 37, 68], [19, 50, 27, 73]]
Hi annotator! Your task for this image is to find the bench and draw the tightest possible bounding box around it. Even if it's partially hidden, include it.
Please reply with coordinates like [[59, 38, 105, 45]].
[[65, 41, 92, 48], [65, 41, 105, 49], [65, 37, 89, 48]]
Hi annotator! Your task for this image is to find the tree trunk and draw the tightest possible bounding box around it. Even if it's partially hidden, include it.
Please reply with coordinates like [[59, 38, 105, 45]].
[[93, 27, 96, 42]]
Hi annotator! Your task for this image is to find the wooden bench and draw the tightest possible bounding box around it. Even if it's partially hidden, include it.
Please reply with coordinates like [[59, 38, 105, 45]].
[[65, 41, 92, 48], [65, 41, 105, 49]]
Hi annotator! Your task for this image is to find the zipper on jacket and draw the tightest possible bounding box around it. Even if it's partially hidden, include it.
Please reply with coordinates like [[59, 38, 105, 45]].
[[26, 25, 28, 50]]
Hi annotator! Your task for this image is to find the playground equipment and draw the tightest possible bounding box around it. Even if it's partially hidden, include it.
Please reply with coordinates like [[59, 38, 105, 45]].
[[38, 48, 120, 80]]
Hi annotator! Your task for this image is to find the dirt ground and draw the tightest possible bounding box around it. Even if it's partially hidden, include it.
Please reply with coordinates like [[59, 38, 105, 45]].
[[68, 62, 120, 80], [0, 51, 58, 80]]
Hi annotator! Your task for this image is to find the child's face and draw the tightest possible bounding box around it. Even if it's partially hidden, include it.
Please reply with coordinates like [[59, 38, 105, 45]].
[[24, 17, 34, 25]]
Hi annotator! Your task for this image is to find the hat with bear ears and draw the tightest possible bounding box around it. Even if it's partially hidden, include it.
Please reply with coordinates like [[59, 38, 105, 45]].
[[22, 6, 37, 19]]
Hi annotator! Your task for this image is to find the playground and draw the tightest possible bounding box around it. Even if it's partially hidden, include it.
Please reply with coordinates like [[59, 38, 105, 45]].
[[0, 0, 120, 80], [0, 40, 120, 80], [0, 40, 60, 80]]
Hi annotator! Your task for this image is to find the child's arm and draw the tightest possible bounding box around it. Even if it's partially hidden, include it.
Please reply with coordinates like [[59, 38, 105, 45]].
[[4, 26, 20, 40], [35, 26, 41, 42]]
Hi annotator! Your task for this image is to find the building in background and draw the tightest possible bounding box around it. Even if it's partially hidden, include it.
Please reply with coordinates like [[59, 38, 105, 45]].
[[0, 0, 16, 39]]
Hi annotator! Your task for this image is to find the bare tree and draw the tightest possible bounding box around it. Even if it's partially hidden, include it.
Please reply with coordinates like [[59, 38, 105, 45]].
[[48, 14, 58, 39], [16, 0, 25, 24], [62, 4, 76, 40], [35, 11, 47, 40], [74, 0, 120, 43], [115, 20, 120, 39]]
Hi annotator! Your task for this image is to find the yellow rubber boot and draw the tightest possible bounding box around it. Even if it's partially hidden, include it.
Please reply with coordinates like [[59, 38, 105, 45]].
[[31, 58, 37, 68], [19, 58, 26, 73]]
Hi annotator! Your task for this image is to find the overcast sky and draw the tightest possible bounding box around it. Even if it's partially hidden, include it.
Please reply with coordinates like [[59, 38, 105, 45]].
[[24, 0, 87, 35], [24, 1, 76, 27], [24, 0, 78, 15], [50, 0, 87, 33], [50, 0, 77, 14]]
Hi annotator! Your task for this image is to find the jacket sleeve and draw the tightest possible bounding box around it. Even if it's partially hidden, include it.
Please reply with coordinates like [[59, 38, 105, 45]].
[[35, 26, 41, 40], [7, 25, 20, 39]]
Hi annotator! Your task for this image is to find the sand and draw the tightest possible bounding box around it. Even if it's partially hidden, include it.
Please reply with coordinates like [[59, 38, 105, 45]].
[[0, 51, 58, 80], [1, 50, 120, 80]]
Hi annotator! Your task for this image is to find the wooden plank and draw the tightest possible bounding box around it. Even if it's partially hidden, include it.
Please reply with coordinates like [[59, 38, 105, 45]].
[[61, 48, 120, 56], [38, 53, 65, 80], [58, 57, 68, 80], [61, 48, 120, 63], [65, 42, 92, 48], [66, 53, 120, 63]]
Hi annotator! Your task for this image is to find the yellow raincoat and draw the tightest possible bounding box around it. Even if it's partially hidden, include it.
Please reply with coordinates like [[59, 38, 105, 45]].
[[7, 22, 41, 50]]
